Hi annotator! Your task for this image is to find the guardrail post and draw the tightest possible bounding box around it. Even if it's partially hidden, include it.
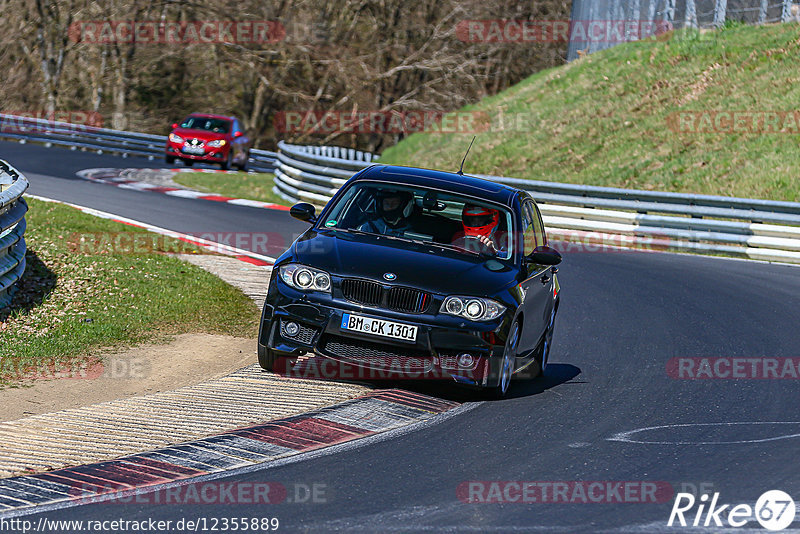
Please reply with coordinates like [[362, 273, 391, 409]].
[[758, 0, 769, 23], [713, 0, 727, 27], [685, 0, 698, 28], [781, 0, 792, 22]]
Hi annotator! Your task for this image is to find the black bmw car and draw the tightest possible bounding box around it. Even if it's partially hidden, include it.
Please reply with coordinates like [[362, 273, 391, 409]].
[[258, 165, 561, 397]]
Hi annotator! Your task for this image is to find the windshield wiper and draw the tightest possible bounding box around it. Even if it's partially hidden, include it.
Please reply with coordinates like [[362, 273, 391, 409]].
[[334, 228, 416, 244], [429, 241, 492, 258], [397, 237, 492, 258], [325, 227, 373, 237]]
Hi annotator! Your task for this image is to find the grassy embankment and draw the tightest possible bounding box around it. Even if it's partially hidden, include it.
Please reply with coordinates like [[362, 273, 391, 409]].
[[380, 23, 800, 202]]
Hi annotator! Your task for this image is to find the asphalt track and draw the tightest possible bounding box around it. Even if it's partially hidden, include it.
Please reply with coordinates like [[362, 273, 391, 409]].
[[4, 140, 800, 532]]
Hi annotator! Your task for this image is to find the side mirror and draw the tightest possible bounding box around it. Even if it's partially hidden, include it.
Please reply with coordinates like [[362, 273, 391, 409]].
[[290, 202, 317, 224], [234, 131, 243, 138], [527, 245, 562, 266], [171, 123, 178, 129]]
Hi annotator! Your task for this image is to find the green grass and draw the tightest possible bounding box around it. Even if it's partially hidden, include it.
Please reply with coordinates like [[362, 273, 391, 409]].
[[172, 172, 288, 205], [0, 199, 260, 387], [379, 23, 800, 202]]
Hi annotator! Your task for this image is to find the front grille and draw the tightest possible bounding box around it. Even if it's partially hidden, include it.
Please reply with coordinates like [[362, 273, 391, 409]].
[[341, 278, 382, 307], [341, 278, 431, 314], [320, 334, 433, 373], [280, 320, 317, 345], [388, 286, 430, 314]]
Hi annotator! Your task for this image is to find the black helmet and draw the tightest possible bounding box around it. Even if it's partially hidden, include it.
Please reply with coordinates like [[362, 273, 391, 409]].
[[376, 189, 414, 226]]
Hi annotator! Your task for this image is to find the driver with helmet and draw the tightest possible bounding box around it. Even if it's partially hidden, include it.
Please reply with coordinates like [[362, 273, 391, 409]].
[[360, 189, 415, 237], [456, 203, 505, 255]]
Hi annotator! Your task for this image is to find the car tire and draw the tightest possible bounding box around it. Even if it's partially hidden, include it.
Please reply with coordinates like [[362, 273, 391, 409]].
[[258, 344, 296, 374], [165, 155, 175, 165], [183, 159, 194, 167], [528, 303, 558, 379], [487, 320, 520, 399], [258, 344, 278, 371], [236, 151, 249, 172], [220, 151, 231, 170], [541, 303, 558, 374]]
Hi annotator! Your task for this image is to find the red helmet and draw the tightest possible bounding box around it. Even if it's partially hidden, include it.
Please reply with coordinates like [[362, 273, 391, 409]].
[[462, 204, 499, 238]]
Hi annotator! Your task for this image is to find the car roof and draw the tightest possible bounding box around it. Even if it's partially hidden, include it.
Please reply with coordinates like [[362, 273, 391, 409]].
[[184, 113, 235, 121], [354, 165, 520, 206]]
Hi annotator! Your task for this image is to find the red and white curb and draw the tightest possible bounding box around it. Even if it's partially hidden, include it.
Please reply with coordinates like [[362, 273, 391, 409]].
[[0, 390, 461, 514], [27, 194, 276, 267], [76, 168, 289, 212]]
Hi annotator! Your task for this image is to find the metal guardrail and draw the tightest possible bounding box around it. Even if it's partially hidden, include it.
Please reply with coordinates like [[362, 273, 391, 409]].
[[0, 113, 277, 173], [0, 160, 29, 309], [274, 141, 800, 264]]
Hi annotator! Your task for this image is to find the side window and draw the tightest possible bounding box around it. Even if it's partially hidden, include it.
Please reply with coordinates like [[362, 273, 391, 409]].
[[530, 202, 546, 247], [522, 201, 536, 256]]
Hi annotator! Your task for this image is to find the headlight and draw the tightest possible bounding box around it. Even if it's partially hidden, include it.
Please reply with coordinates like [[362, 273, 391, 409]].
[[279, 264, 331, 293], [207, 139, 226, 147], [440, 296, 505, 321], [168, 133, 183, 143]]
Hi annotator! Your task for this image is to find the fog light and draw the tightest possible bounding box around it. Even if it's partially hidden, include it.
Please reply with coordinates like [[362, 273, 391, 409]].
[[457, 353, 475, 369], [284, 321, 300, 337]]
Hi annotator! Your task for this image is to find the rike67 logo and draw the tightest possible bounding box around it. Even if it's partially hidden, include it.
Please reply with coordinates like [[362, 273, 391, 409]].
[[668, 490, 796, 531]]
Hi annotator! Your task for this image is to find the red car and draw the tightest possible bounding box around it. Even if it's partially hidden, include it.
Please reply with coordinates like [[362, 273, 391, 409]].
[[165, 113, 251, 170]]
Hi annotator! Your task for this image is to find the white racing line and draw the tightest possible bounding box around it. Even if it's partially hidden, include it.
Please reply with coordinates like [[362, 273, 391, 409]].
[[26, 193, 277, 265], [608, 421, 800, 445]]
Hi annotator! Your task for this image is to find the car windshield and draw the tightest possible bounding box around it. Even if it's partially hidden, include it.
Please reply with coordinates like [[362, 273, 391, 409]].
[[179, 117, 230, 133], [320, 181, 514, 260]]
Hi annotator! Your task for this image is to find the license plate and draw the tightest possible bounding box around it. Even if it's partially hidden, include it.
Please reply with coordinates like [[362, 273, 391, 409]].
[[182, 145, 205, 155], [341, 313, 417, 342]]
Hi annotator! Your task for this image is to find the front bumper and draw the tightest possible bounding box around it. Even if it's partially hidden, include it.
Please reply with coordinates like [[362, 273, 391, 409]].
[[258, 282, 512, 387], [165, 143, 227, 162]]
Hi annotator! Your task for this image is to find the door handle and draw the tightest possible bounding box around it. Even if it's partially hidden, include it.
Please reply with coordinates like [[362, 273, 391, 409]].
[[540, 274, 550, 284]]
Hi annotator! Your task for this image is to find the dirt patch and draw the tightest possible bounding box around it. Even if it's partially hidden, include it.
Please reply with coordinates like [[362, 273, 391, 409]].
[[679, 62, 722, 105], [0, 333, 256, 422]]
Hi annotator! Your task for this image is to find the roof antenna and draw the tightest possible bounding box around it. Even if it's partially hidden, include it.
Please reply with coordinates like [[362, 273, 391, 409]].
[[457, 136, 476, 176]]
